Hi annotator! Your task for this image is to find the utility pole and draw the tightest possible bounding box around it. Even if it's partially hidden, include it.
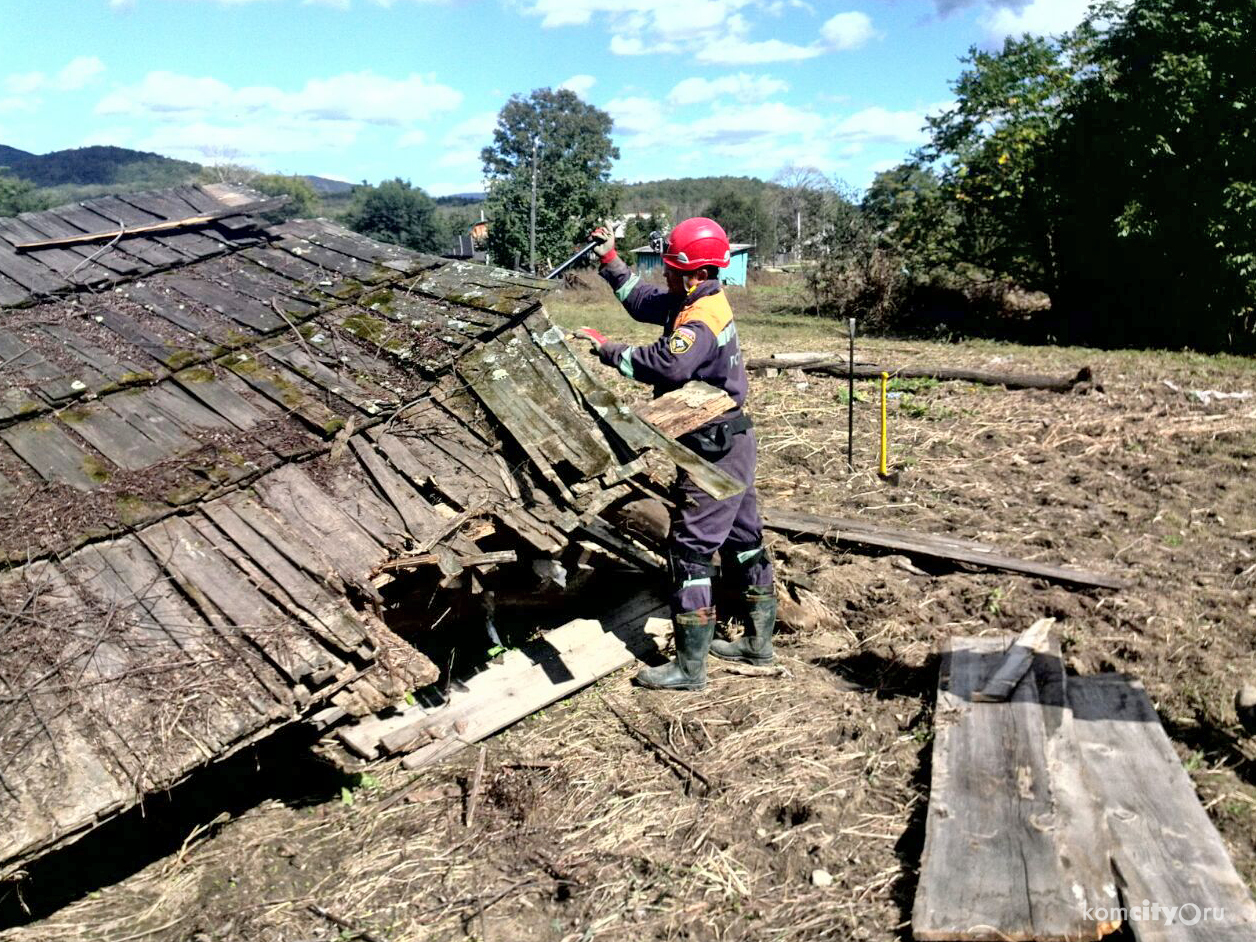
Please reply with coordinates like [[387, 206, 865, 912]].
[[529, 136, 538, 274]]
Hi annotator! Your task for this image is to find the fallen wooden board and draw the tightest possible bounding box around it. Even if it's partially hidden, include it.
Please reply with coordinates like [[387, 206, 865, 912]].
[[746, 357, 1095, 392], [763, 508, 1127, 590], [634, 382, 736, 438], [1070, 675, 1256, 941], [334, 590, 669, 763], [12, 198, 286, 251], [972, 617, 1056, 702], [913, 634, 1118, 941]]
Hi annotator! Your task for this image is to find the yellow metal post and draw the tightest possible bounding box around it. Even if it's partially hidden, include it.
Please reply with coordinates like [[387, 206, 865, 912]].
[[879, 371, 889, 477]]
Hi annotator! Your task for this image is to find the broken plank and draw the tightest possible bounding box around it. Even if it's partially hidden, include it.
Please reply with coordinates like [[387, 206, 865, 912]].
[[972, 618, 1057, 703], [138, 514, 321, 686], [172, 366, 273, 430], [762, 508, 1127, 590], [349, 437, 445, 541], [162, 272, 285, 333], [1070, 676, 1256, 942], [635, 382, 737, 438], [226, 356, 353, 438], [912, 634, 1116, 942], [59, 398, 188, 471]]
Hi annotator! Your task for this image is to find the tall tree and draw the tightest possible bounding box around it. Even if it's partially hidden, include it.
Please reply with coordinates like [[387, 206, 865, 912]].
[[343, 179, 443, 253], [1056, 0, 1256, 349], [481, 88, 619, 273]]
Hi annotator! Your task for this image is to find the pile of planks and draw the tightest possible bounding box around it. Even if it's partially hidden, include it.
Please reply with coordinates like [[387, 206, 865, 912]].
[[914, 624, 1256, 941]]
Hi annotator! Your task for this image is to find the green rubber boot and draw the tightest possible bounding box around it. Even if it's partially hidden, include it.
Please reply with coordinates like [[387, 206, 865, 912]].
[[710, 586, 777, 665], [635, 609, 715, 691]]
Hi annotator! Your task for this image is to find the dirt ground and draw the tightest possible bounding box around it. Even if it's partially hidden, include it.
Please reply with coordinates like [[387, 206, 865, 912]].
[[3, 277, 1255, 942]]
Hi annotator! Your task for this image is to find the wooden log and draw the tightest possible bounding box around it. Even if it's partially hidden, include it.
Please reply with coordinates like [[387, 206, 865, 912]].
[[1070, 675, 1256, 941], [913, 634, 1117, 941], [763, 508, 1127, 590], [378, 550, 517, 573], [745, 356, 1094, 392], [972, 617, 1057, 702], [634, 382, 737, 438]]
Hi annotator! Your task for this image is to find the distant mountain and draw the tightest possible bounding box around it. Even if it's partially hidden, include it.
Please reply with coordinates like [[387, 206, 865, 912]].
[[301, 175, 355, 196], [434, 192, 485, 205], [0, 145, 201, 188]]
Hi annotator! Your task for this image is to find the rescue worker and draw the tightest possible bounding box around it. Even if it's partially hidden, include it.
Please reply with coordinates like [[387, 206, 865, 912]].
[[572, 218, 776, 691]]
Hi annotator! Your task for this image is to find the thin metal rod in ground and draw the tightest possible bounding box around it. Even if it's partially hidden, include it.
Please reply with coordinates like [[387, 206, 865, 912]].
[[466, 745, 487, 827], [307, 904, 385, 942], [600, 696, 715, 790]]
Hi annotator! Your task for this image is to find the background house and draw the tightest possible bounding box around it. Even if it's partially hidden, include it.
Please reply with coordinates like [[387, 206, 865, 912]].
[[629, 243, 754, 287]]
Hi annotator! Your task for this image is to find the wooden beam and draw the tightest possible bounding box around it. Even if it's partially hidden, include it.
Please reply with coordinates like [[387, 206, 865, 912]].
[[746, 357, 1094, 392], [913, 634, 1118, 941], [12, 197, 288, 252], [763, 508, 1127, 590], [634, 382, 736, 438]]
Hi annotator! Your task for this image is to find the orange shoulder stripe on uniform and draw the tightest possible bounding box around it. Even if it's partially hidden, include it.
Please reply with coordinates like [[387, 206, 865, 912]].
[[675, 291, 733, 337]]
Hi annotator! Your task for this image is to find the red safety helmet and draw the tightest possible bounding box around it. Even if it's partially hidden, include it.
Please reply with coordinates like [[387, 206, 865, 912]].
[[663, 217, 731, 271]]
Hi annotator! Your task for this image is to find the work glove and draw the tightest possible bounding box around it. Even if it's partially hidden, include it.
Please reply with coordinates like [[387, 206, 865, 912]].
[[572, 326, 609, 351], [590, 225, 616, 262]]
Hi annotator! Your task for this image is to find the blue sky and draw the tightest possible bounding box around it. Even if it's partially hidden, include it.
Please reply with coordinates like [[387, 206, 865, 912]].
[[2, 0, 1095, 196]]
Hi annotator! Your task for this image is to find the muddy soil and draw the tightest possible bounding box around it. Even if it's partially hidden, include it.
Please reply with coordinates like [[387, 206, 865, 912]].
[[2, 319, 1254, 942]]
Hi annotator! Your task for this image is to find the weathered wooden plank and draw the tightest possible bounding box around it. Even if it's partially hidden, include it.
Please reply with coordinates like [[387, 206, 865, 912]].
[[116, 191, 230, 257], [1070, 676, 1256, 942], [912, 635, 1115, 942], [972, 618, 1058, 703], [349, 437, 445, 541], [36, 323, 155, 387], [0, 420, 104, 490], [281, 220, 412, 267], [251, 463, 390, 586], [226, 356, 351, 438], [83, 194, 206, 261], [120, 281, 237, 347], [138, 514, 321, 685], [763, 508, 1128, 591], [0, 216, 93, 281], [0, 270, 30, 306], [49, 204, 184, 268], [143, 381, 233, 431], [16, 209, 144, 275], [262, 342, 378, 411], [0, 244, 68, 295], [172, 365, 273, 430], [199, 260, 321, 316], [636, 382, 737, 438], [0, 327, 83, 402], [105, 388, 204, 456], [163, 272, 285, 333], [91, 306, 201, 368], [201, 498, 367, 654], [59, 398, 185, 471], [240, 244, 341, 287], [275, 235, 385, 281], [81, 537, 292, 731]]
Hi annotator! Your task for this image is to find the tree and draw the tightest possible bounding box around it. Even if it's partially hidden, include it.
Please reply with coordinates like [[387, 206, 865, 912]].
[[249, 173, 318, 222], [862, 163, 959, 279], [921, 35, 1076, 294], [481, 88, 619, 272], [706, 187, 769, 252], [1054, 0, 1256, 349], [0, 171, 47, 216], [343, 179, 443, 253], [771, 166, 834, 263]]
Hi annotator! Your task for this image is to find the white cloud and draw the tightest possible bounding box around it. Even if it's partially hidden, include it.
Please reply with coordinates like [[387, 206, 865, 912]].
[[397, 128, 427, 147], [697, 37, 822, 65], [980, 0, 1095, 40], [2, 56, 105, 98], [525, 0, 869, 64], [559, 74, 596, 97], [668, 73, 788, 106], [820, 11, 876, 51], [0, 97, 34, 114], [834, 106, 929, 145], [54, 56, 106, 90], [442, 111, 498, 147]]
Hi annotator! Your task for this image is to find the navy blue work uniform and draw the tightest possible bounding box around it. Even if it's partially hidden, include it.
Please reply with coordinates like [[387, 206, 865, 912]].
[[595, 256, 774, 618]]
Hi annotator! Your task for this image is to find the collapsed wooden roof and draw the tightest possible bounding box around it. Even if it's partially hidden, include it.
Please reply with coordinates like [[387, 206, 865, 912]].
[[0, 184, 740, 875]]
